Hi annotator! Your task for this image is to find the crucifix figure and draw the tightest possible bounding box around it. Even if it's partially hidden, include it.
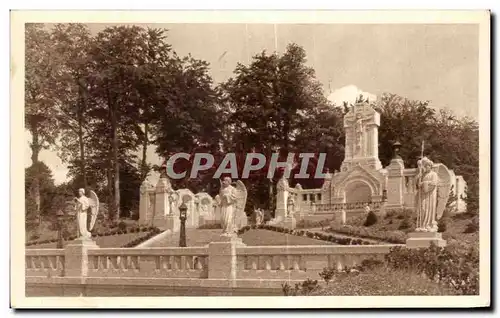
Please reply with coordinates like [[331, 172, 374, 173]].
[[354, 113, 364, 156]]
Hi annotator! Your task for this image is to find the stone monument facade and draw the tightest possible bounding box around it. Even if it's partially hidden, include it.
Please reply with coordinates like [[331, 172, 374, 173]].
[[274, 101, 468, 219]]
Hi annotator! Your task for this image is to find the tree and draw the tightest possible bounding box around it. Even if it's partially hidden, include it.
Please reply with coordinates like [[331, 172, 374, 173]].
[[221, 43, 334, 209], [25, 162, 56, 233], [50, 23, 93, 189], [86, 26, 153, 220], [153, 54, 223, 190], [25, 24, 63, 224]]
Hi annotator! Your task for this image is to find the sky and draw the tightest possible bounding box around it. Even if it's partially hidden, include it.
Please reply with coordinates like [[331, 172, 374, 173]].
[[25, 23, 479, 185]]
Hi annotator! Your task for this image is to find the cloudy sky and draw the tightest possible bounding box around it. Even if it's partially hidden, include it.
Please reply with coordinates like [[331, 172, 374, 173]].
[[26, 23, 479, 184]]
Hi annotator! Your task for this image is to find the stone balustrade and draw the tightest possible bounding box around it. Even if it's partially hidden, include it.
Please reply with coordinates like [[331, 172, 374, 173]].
[[236, 244, 396, 280], [25, 237, 408, 296], [25, 249, 65, 277], [87, 247, 209, 278], [315, 201, 384, 213]]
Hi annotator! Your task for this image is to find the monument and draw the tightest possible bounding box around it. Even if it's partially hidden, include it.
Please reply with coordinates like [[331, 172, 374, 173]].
[[274, 101, 468, 220]]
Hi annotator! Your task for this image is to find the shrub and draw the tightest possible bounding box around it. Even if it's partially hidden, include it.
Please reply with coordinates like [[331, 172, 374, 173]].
[[29, 233, 40, 241], [437, 218, 447, 233], [464, 219, 479, 233], [363, 211, 378, 227], [398, 218, 411, 230], [198, 223, 222, 230], [384, 244, 479, 295], [319, 267, 337, 285]]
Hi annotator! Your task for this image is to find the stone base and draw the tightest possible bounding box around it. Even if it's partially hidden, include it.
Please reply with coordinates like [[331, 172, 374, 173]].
[[406, 232, 447, 249], [71, 236, 98, 247], [282, 217, 297, 229]]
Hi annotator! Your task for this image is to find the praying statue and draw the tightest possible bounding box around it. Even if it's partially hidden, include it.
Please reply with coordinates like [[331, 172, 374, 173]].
[[215, 177, 247, 237], [414, 157, 450, 232], [74, 188, 99, 239]]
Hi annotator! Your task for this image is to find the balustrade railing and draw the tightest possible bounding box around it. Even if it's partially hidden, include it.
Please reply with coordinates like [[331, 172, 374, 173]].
[[25, 249, 65, 277], [314, 201, 384, 213], [87, 247, 209, 278]]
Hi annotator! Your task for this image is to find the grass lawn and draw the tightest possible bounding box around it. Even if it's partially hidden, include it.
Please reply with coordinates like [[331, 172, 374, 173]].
[[25, 232, 149, 249], [147, 228, 338, 247], [308, 267, 458, 296]]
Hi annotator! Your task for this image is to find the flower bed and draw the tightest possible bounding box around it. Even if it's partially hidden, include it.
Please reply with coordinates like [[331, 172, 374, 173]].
[[237, 224, 375, 245]]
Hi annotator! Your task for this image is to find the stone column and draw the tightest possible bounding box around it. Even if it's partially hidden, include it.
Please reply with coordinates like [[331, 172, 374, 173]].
[[275, 178, 288, 221], [64, 238, 98, 278], [207, 236, 246, 285], [139, 181, 151, 224], [154, 176, 170, 226], [386, 158, 404, 208]]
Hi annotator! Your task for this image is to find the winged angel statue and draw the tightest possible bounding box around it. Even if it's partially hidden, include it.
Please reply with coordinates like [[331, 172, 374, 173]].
[[414, 157, 451, 232], [74, 188, 99, 239], [214, 177, 247, 237]]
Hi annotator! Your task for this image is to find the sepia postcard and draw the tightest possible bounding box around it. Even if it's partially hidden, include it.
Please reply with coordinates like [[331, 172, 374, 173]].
[[11, 10, 491, 309]]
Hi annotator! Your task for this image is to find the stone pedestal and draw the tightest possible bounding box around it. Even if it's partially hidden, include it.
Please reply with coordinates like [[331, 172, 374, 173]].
[[282, 216, 296, 229], [64, 238, 98, 277], [406, 232, 447, 249], [208, 236, 246, 282], [340, 209, 346, 225]]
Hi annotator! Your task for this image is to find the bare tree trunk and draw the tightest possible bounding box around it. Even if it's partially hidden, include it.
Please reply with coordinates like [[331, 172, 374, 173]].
[[140, 122, 149, 181], [77, 109, 87, 188], [30, 123, 42, 227], [107, 168, 113, 221], [111, 105, 120, 221], [77, 84, 87, 188]]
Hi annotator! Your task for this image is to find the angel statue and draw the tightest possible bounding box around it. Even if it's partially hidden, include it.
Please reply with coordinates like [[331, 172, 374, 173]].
[[215, 177, 248, 237], [74, 188, 99, 239], [414, 157, 451, 232]]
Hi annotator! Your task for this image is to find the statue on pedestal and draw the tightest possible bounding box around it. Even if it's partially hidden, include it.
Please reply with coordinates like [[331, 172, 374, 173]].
[[414, 157, 450, 232], [215, 177, 247, 237], [74, 188, 99, 239]]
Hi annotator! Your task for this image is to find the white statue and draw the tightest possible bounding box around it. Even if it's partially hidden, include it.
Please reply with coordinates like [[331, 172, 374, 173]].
[[168, 189, 179, 216], [415, 157, 450, 232], [74, 188, 99, 239], [215, 177, 247, 237]]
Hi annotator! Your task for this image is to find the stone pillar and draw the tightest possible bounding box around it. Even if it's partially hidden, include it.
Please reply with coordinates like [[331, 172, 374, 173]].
[[208, 236, 245, 284], [386, 158, 404, 208], [154, 176, 170, 225], [275, 178, 289, 220], [139, 181, 151, 224], [340, 209, 346, 225], [64, 238, 98, 278]]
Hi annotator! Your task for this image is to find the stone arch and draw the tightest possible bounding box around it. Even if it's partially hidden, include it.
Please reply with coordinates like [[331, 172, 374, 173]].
[[343, 178, 374, 203]]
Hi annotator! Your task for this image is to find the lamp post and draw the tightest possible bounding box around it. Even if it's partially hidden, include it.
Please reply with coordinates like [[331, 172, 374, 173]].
[[56, 210, 65, 249], [392, 141, 402, 159], [179, 202, 187, 247]]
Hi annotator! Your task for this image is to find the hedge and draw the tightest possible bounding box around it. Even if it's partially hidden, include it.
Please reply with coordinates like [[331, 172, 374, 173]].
[[26, 225, 160, 247], [237, 224, 374, 246]]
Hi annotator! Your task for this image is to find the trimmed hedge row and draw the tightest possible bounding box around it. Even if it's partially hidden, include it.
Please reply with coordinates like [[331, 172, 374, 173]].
[[121, 227, 163, 248], [237, 224, 374, 245], [326, 224, 407, 244], [25, 225, 160, 246]]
